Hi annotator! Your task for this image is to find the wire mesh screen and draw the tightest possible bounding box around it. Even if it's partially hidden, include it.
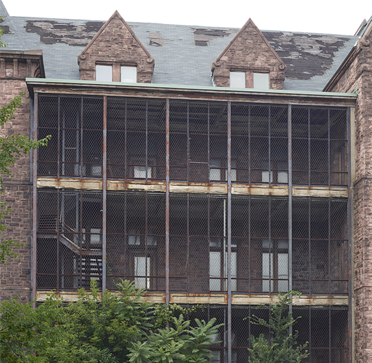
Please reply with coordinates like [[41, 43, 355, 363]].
[[229, 306, 348, 363], [292, 198, 348, 294], [106, 98, 166, 180], [106, 191, 165, 290], [37, 189, 103, 290], [38, 96, 348, 188], [292, 106, 348, 187]]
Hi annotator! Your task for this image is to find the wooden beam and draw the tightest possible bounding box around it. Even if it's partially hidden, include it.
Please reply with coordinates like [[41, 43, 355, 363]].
[[37, 178, 348, 198], [36, 291, 348, 306]]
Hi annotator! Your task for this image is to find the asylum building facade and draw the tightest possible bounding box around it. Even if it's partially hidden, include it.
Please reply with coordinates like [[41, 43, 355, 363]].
[[0, 1, 370, 361]]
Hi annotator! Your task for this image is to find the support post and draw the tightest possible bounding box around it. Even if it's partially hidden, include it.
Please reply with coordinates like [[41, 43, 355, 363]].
[[347, 107, 353, 363], [102, 96, 107, 293], [288, 105, 293, 334], [227, 101, 232, 363], [31, 93, 38, 308], [165, 98, 170, 306]]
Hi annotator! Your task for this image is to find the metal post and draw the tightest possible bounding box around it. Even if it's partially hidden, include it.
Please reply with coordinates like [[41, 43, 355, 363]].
[[57, 96, 60, 178], [346, 107, 352, 363], [328, 109, 331, 187], [288, 105, 293, 335], [31, 93, 38, 308], [56, 188, 60, 292], [165, 98, 170, 306], [102, 96, 107, 293], [227, 101, 232, 363]]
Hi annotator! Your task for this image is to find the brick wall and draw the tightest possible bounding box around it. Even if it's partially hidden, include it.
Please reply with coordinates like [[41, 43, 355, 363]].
[[0, 78, 32, 302], [329, 27, 372, 362]]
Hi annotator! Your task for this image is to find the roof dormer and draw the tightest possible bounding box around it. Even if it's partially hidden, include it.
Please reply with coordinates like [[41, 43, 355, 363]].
[[211, 19, 286, 90], [78, 11, 154, 83]]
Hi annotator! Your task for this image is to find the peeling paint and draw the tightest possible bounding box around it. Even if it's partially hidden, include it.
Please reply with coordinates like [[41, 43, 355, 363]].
[[192, 28, 237, 46], [147, 32, 173, 47], [25, 20, 104, 46], [263, 31, 350, 80]]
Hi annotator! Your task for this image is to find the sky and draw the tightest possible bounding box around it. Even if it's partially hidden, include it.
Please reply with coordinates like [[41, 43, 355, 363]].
[[3, 0, 372, 36]]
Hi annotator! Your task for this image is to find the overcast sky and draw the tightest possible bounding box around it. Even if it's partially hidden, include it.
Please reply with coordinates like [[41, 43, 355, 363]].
[[3, 0, 372, 36]]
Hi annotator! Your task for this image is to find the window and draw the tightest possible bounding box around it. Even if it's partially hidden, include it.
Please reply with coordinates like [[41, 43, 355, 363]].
[[262, 239, 289, 292], [209, 238, 237, 291], [128, 230, 157, 246], [134, 165, 152, 179], [210, 160, 237, 181], [90, 228, 102, 244], [253, 73, 270, 89], [128, 230, 141, 245], [134, 256, 150, 289], [96, 65, 113, 82], [262, 162, 288, 183], [121, 66, 137, 83], [230, 72, 245, 88]]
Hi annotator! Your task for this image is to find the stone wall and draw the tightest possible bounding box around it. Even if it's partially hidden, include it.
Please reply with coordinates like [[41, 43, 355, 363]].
[[211, 19, 286, 89], [0, 78, 32, 302], [78, 11, 154, 83], [328, 25, 372, 363]]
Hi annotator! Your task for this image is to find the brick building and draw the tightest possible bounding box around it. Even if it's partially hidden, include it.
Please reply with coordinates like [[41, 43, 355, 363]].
[[1, 1, 371, 361]]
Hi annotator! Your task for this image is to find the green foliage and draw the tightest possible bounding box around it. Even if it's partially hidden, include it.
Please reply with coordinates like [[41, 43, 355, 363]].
[[152, 302, 202, 328], [0, 93, 50, 264], [127, 315, 221, 363], [0, 280, 220, 363], [247, 291, 309, 363], [0, 293, 65, 362]]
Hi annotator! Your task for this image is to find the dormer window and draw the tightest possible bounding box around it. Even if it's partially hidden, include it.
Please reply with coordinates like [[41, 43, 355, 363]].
[[121, 66, 137, 83], [230, 72, 245, 88], [253, 73, 269, 89], [96, 65, 113, 82]]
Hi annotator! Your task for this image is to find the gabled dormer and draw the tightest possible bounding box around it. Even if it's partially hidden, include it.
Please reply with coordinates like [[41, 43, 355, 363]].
[[211, 19, 286, 89], [78, 11, 155, 83]]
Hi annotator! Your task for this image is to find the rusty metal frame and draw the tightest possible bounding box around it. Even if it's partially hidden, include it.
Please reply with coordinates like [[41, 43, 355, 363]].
[[227, 101, 232, 363], [346, 107, 352, 363], [165, 98, 170, 306], [288, 104, 293, 334], [31, 92, 38, 307], [33, 95, 352, 362], [102, 96, 107, 292]]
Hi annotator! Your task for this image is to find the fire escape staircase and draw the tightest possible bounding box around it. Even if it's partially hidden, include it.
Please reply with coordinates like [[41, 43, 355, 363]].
[[37, 215, 102, 257]]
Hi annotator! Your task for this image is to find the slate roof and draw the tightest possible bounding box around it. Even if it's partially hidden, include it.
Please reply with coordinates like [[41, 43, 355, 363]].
[[0, 4, 358, 91]]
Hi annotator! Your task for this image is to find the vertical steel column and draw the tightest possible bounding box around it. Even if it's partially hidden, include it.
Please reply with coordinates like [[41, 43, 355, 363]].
[[288, 105, 293, 335], [124, 98, 127, 181], [123, 192, 127, 279], [186, 193, 190, 292], [328, 199, 331, 295], [187, 102, 190, 183], [31, 93, 38, 307], [268, 106, 271, 186], [56, 188, 60, 292], [329, 306, 332, 362], [227, 101, 232, 363], [102, 96, 107, 293], [328, 109, 331, 187], [346, 107, 352, 363], [248, 105, 251, 184], [248, 196, 251, 294], [145, 100, 149, 289], [308, 108, 311, 186], [80, 97, 83, 178], [308, 197, 311, 295], [79, 190, 83, 288], [165, 99, 170, 306], [57, 96, 60, 178], [309, 307, 312, 363], [145, 100, 148, 181]]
